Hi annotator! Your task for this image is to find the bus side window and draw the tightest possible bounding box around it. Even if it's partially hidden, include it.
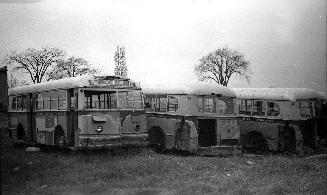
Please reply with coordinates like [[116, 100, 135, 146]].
[[252, 100, 265, 116], [58, 90, 67, 110], [11, 96, 17, 111], [35, 93, 43, 110], [217, 97, 235, 115], [50, 91, 58, 110], [168, 96, 178, 112], [267, 101, 280, 116], [17, 96, 22, 111], [239, 100, 251, 115], [299, 101, 313, 117], [43, 92, 50, 110], [204, 97, 215, 113], [216, 99, 226, 115], [155, 96, 167, 112], [69, 89, 75, 110]]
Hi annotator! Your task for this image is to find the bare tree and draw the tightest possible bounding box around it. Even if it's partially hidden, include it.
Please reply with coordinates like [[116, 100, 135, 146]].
[[5, 47, 65, 84], [194, 46, 251, 86], [47, 56, 99, 81], [114, 46, 127, 77]]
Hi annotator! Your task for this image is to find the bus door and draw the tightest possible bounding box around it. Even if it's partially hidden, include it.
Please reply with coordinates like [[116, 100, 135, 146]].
[[198, 119, 216, 147], [28, 93, 35, 142]]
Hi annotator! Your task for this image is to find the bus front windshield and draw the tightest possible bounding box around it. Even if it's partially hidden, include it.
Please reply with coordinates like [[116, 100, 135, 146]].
[[85, 90, 143, 109]]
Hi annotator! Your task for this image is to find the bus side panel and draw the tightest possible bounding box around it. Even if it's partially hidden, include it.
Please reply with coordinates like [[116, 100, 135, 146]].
[[217, 118, 239, 145], [147, 116, 177, 149], [147, 115, 198, 150]]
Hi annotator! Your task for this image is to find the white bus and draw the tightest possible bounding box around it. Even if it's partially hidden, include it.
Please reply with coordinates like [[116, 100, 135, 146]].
[[233, 88, 326, 153], [143, 83, 240, 155], [8, 75, 148, 148]]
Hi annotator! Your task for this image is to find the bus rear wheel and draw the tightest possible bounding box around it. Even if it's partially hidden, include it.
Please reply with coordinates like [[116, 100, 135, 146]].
[[242, 131, 268, 153]]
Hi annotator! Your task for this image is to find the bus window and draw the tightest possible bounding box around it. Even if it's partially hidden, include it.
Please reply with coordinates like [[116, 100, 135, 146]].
[[197, 96, 215, 113], [35, 93, 43, 110], [155, 97, 167, 112], [126, 91, 143, 109], [168, 96, 178, 112], [145, 97, 156, 111], [91, 94, 99, 109], [117, 92, 127, 109], [267, 101, 280, 116], [43, 92, 51, 110], [11, 96, 17, 110], [252, 100, 266, 116], [204, 98, 214, 113], [217, 97, 234, 115], [239, 100, 252, 115], [197, 97, 203, 112], [17, 96, 22, 111], [58, 90, 67, 110], [50, 91, 58, 110], [85, 91, 117, 109], [216, 99, 226, 115], [300, 101, 313, 117]]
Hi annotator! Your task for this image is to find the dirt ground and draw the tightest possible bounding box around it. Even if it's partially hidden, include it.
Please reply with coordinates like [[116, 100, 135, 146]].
[[1, 140, 327, 195]]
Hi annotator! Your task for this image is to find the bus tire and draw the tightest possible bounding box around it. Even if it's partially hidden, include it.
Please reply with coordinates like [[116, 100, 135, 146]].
[[54, 126, 66, 148], [149, 126, 166, 153], [243, 131, 268, 153]]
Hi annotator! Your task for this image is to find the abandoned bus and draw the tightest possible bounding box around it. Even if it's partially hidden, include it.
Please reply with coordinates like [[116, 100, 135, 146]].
[[233, 88, 326, 153], [143, 83, 240, 155], [8, 75, 148, 148]]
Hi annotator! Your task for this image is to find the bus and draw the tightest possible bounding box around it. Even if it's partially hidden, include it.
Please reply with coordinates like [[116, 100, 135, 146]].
[[8, 75, 148, 148], [143, 83, 240, 155], [233, 88, 326, 153]]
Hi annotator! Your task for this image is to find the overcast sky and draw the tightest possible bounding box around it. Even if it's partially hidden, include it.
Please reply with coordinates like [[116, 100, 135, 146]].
[[0, 0, 326, 92]]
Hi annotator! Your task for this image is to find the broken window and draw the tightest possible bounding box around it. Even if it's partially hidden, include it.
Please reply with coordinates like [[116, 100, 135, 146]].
[[267, 101, 280, 116], [300, 101, 313, 117], [168, 96, 178, 112], [252, 100, 266, 116], [239, 100, 252, 115], [85, 91, 117, 109]]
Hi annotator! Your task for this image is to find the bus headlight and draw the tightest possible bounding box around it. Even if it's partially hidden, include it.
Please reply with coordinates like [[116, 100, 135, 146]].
[[96, 125, 103, 133]]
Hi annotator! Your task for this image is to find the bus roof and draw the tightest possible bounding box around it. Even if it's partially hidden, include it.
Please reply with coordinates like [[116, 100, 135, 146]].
[[8, 75, 141, 95], [142, 83, 236, 97], [232, 88, 326, 101]]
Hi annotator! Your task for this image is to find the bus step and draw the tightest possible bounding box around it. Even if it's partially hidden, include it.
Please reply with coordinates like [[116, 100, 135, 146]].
[[196, 145, 241, 156]]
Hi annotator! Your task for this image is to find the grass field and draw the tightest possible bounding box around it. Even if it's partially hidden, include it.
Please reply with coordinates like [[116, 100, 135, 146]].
[[1, 143, 327, 195]]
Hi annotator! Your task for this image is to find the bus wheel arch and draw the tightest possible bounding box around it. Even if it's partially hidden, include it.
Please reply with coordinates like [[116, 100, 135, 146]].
[[149, 126, 166, 152], [54, 125, 67, 148], [242, 131, 268, 153]]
